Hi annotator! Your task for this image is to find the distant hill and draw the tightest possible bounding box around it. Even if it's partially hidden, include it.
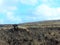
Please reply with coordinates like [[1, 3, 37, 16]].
[[0, 20, 60, 45]]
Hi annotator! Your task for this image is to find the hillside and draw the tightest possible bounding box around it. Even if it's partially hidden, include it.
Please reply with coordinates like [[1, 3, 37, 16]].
[[0, 20, 60, 45]]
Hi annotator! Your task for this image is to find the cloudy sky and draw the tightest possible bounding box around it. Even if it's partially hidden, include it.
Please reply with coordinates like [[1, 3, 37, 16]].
[[0, 0, 60, 24]]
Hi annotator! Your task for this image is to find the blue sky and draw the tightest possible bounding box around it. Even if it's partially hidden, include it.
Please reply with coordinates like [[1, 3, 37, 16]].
[[0, 0, 60, 24]]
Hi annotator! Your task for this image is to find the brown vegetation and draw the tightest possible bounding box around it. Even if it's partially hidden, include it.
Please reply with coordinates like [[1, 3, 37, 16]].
[[0, 20, 60, 45]]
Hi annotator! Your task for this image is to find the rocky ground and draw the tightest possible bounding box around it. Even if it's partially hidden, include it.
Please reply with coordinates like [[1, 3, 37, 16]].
[[0, 20, 60, 45]]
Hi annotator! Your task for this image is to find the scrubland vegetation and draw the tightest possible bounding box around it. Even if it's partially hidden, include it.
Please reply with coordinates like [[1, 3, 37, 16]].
[[0, 20, 60, 45]]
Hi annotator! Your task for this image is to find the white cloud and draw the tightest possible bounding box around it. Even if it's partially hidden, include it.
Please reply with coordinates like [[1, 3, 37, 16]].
[[0, 0, 4, 5], [33, 4, 60, 20], [24, 16, 38, 21], [6, 12, 14, 21], [7, 6, 17, 11], [6, 12, 22, 23], [0, 19, 4, 24], [14, 0, 19, 3], [39, 0, 59, 7], [40, 0, 48, 3], [0, 0, 21, 24], [0, 0, 18, 13], [0, 0, 5, 13], [20, 0, 38, 5]]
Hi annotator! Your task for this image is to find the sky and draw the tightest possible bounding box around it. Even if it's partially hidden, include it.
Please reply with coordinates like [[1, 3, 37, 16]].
[[0, 0, 60, 24]]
